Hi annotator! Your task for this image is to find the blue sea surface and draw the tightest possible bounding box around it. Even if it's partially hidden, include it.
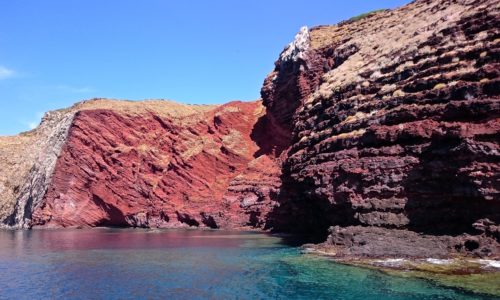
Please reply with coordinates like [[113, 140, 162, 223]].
[[0, 229, 495, 299]]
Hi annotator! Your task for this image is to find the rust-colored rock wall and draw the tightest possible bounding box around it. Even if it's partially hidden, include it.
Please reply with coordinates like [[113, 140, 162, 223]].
[[31, 101, 280, 229]]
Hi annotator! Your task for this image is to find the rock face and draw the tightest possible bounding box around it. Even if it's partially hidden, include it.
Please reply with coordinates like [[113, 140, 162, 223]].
[[0, 109, 75, 229], [0, 0, 498, 258], [262, 0, 500, 256], [29, 99, 280, 229]]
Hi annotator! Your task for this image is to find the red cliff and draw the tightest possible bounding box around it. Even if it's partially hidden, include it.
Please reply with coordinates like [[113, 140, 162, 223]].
[[29, 100, 281, 229]]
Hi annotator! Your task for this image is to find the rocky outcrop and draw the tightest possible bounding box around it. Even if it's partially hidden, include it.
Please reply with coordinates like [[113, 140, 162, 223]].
[[0, 0, 498, 259], [222, 155, 282, 228], [262, 0, 500, 256], [315, 225, 500, 259], [0, 109, 75, 228]]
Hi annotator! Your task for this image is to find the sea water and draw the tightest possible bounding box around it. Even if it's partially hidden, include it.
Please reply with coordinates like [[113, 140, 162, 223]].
[[0, 229, 496, 300]]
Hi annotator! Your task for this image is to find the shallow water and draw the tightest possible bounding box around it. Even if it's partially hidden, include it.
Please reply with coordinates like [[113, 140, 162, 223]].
[[0, 229, 496, 299]]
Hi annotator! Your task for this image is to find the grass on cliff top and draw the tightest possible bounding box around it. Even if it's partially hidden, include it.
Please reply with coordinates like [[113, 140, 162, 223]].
[[73, 98, 217, 119], [309, 9, 388, 49], [348, 9, 387, 22]]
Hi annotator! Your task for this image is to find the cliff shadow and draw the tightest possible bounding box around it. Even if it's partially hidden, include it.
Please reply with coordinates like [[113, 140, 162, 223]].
[[250, 114, 291, 158], [403, 136, 500, 236], [264, 172, 360, 244], [251, 114, 360, 243]]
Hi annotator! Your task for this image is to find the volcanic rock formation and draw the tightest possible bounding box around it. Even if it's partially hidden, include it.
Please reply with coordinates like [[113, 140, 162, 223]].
[[0, 0, 499, 258]]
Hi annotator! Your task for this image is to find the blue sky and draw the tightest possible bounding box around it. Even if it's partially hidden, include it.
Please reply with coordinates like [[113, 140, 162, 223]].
[[0, 0, 409, 135]]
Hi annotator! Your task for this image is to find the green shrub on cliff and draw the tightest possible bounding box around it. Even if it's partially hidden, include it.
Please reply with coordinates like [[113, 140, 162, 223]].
[[348, 9, 387, 22]]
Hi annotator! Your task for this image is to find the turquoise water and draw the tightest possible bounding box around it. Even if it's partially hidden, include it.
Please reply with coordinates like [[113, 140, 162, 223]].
[[0, 229, 495, 299]]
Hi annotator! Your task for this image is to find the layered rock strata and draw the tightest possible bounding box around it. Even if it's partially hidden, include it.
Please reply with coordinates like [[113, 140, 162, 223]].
[[262, 0, 500, 256], [2, 99, 281, 229]]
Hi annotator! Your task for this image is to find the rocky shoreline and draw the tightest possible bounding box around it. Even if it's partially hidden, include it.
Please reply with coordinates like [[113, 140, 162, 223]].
[[319, 224, 499, 259]]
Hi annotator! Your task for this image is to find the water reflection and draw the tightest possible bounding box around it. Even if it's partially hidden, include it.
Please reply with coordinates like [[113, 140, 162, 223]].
[[0, 229, 495, 300], [0, 229, 279, 254]]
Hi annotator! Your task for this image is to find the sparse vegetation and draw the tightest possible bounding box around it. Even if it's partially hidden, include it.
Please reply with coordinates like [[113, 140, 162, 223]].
[[74, 98, 216, 120], [348, 9, 387, 22]]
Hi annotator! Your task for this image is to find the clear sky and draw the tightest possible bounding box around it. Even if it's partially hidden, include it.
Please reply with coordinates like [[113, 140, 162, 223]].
[[0, 0, 410, 135]]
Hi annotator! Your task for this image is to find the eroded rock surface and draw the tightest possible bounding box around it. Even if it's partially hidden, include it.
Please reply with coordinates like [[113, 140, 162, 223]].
[[0, 110, 75, 228], [310, 225, 500, 259], [262, 0, 500, 256], [28, 99, 280, 229]]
